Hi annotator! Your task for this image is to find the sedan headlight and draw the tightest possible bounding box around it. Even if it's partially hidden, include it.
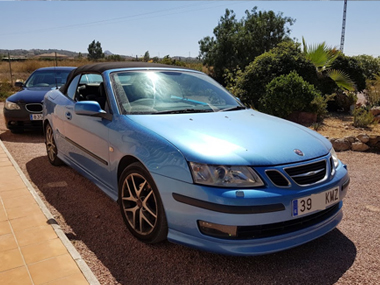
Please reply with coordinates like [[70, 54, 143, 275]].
[[189, 162, 264, 188], [5, 100, 21, 110], [330, 148, 339, 168]]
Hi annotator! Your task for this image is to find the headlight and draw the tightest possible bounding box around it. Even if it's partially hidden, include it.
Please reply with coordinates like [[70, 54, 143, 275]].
[[189, 162, 264, 188], [5, 100, 21, 110], [330, 148, 339, 168]]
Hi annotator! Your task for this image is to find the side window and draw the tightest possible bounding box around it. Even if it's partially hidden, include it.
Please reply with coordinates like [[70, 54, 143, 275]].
[[66, 75, 81, 100]]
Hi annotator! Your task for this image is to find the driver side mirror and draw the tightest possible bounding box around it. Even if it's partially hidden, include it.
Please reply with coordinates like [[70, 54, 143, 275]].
[[74, 101, 111, 120], [15, 81, 24, 88]]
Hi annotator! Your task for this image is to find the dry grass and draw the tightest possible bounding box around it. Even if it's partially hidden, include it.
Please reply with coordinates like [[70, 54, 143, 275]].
[[310, 112, 380, 138], [0, 60, 88, 82]]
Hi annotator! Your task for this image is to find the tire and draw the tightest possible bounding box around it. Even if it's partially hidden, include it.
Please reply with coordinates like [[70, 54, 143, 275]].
[[45, 123, 63, 166], [118, 162, 168, 243]]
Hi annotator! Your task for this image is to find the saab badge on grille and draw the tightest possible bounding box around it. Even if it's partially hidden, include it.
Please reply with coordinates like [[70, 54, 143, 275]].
[[294, 149, 304, 156]]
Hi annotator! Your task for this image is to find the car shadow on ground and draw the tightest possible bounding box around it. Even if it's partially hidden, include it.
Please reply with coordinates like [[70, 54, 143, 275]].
[[0, 129, 44, 143], [26, 156, 356, 285]]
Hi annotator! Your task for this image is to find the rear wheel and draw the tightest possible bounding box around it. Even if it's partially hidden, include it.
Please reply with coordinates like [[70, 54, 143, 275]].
[[45, 123, 62, 166], [119, 162, 167, 243]]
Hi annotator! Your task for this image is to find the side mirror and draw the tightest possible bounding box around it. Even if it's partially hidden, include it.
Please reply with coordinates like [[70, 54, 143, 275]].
[[74, 101, 106, 116], [15, 81, 24, 88]]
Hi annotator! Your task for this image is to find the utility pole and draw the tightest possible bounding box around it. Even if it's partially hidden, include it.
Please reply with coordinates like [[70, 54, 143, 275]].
[[340, 0, 348, 52]]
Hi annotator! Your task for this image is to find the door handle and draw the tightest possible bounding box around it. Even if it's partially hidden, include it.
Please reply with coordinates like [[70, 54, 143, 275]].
[[65, 112, 72, 120]]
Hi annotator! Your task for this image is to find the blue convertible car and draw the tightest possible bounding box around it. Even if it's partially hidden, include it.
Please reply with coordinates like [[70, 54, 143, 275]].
[[43, 62, 350, 255], [4, 66, 75, 133]]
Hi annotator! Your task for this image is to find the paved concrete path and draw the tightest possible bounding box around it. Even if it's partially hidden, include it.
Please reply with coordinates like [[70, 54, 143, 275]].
[[0, 140, 100, 285]]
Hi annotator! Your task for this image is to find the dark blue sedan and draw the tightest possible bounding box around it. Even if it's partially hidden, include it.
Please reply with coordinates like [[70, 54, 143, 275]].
[[4, 66, 75, 133]]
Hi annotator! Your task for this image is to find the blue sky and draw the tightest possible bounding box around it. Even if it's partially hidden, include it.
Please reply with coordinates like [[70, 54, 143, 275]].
[[1, 1, 379, 58]]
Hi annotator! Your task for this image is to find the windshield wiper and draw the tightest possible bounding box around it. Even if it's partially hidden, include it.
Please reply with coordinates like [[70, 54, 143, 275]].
[[154, 108, 215, 114], [218, 106, 247, 112]]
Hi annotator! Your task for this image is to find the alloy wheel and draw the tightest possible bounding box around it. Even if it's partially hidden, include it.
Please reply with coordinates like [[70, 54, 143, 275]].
[[121, 173, 158, 235]]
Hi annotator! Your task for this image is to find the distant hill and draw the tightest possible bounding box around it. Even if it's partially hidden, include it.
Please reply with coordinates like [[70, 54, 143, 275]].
[[0, 49, 80, 58], [1, 49, 199, 62]]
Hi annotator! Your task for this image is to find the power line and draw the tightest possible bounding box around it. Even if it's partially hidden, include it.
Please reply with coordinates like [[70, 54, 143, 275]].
[[0, 1, 246, 37]]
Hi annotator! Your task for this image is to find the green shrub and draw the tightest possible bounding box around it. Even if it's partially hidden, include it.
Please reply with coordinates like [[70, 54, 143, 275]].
[[330, 54, 366, 92], [260, 71, 321, 118], [310, 93, 335, 122], [365, 75, 380, 107], [233, 41, 317, 109], [353, 107, 376, 128]]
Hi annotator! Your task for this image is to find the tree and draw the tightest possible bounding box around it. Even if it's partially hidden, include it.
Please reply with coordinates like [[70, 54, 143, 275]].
[[198, 7, 295, 84], [330, 54, 366, 92], [302, 37, 354, 92], [352, 54, 380, 80], [87, 40, 104, 61], [143, 51, 150, 62], [106, 54, 125, 62], [232, 41, 316, 108]]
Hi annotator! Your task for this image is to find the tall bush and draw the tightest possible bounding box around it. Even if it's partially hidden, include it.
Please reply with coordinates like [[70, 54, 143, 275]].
[[260, 71, 321, 118], [233, 41, 317, 109]]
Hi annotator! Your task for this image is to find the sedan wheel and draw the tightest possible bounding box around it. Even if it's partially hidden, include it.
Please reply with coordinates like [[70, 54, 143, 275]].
[[119, 162, 167, 243], [45, 124, 62, 166]]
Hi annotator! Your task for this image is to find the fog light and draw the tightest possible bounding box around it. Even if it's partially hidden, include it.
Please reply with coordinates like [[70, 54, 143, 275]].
[[198, 220, 237, 239]]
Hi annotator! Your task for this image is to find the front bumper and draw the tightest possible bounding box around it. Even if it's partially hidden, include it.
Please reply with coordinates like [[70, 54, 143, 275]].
[[151, 158, 349, 256], [4, 105, 43, 131]]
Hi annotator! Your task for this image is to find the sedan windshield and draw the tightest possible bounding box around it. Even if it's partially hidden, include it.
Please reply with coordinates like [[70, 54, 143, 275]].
[[25, 70, 72, 88], [110, 70, 245, 114]]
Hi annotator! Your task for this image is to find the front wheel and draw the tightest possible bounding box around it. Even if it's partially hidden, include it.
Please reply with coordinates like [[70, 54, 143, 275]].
[[45, 123, 62, 166], [118, 162, 168, 243]]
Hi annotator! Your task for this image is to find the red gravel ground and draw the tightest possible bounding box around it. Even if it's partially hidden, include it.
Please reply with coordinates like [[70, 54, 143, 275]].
[[1, 102, 379, 284]]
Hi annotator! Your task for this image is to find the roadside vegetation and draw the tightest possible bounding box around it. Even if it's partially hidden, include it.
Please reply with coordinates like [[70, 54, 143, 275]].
[[2, 5, 380, 130]]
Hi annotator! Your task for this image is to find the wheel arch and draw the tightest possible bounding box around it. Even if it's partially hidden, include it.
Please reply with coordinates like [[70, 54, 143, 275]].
[[117, 155, 144, 187], [42, 119, 50, 135]]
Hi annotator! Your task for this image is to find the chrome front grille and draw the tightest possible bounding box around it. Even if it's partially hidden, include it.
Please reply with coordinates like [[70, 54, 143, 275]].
[[285, 160, 327, 186], [265, 159, 328, 187], [25, 103, 43, 113], [265, 170, 290, 187]]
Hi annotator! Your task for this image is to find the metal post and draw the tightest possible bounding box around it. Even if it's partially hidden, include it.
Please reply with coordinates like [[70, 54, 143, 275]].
[[8, 52, 13, 86], [340, 0, 347, 52]]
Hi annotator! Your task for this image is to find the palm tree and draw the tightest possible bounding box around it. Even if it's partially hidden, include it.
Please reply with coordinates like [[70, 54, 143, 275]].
[[302, 37, 355, 91]]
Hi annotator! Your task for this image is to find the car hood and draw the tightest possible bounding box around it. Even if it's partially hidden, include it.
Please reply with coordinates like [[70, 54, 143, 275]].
[[127, 109, 332, 166], [7, 88, 53, 103]]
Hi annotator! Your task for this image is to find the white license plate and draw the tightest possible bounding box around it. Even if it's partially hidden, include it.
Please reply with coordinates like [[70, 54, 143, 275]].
[[292, 187, 339, 217], [30, 114, 43, 121]]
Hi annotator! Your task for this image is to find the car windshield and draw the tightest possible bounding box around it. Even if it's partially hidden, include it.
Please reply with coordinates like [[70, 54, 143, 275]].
[[110, 70, 245, 114], [25, 69, 72, 88]]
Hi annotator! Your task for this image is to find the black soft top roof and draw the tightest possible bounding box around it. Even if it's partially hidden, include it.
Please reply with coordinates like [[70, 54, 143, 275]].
[[35, 66, 76, 72], [61, 61, 190, 94]]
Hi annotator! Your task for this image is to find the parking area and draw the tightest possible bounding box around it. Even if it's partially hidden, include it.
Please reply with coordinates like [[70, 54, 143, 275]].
[[0, 102, 379, 284]]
